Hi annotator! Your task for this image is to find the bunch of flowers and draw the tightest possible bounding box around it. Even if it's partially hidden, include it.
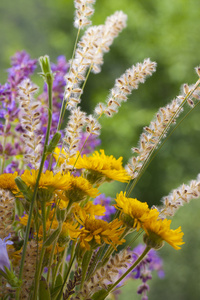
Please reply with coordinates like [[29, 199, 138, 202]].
[[0, 0, 200, 299]]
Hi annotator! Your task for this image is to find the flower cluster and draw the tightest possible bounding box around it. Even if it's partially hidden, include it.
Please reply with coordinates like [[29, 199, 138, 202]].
[[0, 1, 199, 299]]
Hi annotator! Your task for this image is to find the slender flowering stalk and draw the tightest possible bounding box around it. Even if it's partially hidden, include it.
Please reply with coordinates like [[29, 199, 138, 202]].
[[74, 0, 96, 29], [95, 59, 156, 117], [98, 247, 152, 300], [59, 10, 127, 126], [17, 79, 43, 169], [126, 76, 200, 196], [0, 189, 15, 239], [159, 173, 200, 217]]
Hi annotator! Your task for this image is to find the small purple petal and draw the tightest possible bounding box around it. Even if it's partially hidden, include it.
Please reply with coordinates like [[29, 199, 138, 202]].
[[0, 235, 13, 272]]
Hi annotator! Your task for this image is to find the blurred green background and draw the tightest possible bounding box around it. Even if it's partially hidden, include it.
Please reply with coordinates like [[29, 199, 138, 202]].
[[1, 0, 200, 299]]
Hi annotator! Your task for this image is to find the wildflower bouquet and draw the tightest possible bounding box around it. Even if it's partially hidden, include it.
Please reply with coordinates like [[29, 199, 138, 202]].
[[0, 1, 200, 299]]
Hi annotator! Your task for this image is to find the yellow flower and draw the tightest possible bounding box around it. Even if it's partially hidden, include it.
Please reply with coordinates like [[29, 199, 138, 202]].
[[72, 208, 125, 250], [7, 245, 22, 267], [72, 201, 105, 219], [143, 217, 184, 250], [19, 214, 30, 226], [64, 222, 82, 240], [0, 172, 18, 191], [53, 147, 68, 165], [69, 150, 131, 184], [114, 191, 157, 231], [58, 222, 80, 246], [65, 174, 99, 204], [21, 169, 70, 191]]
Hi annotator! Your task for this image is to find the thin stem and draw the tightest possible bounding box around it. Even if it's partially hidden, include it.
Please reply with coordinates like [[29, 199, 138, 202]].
[[70, 27, 81, 73], [151, 99, 200, 166], [56, 242, 76, 300], [71, 133, 90, 171], [41, 202, 47, 241], [125, 229, 143, 249], [33, 246, 46, 299], [86, 246, 105, 281], [47, 240, 57, 284], [60, 247, 68, 277], [0, 117, 8, 174], [80, 250, 93, 289], [57, 28, 81, 131]]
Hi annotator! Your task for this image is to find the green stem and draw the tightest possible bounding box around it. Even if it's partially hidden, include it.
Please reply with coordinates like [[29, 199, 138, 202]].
[[80, 250, 93, 289], [0, 117, 8, 174], [52, 257, 62, 288], [60, 247, 68, 277], [56, 242, 76, 300], [125, 229, 143, 249], [57, 28, 81, 131], [86, 246, 105, 281], [47, 240, 57, 284], [41, 202, 47, 240], [33, 246, 46, 299]]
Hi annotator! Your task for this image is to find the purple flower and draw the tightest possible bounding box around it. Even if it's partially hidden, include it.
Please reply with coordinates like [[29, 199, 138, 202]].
[[7, 50, 37, 88], [0, 51, 37, 123], [78, 132, 101, 155], [113, 245, 164, 300], [130, 245, 164, 300], [0, 235, 13, 272], [4, 160, 21, 174], [93, 194, 116, 221]]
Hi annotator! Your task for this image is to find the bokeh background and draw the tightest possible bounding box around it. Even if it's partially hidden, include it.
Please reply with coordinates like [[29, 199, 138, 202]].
[[1, 0, 200, 299]]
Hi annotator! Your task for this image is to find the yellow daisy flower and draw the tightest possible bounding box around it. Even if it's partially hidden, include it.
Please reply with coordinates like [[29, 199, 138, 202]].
[[72, 201, 105, 219], [58, 222, 80, 246], [65, 174, 99, 204], [72, 208, 125, 250], [69, 150, 131, 184], [0, 172, 18, 191], [143, 217, 184, 250], [21, 169, 70, 191], [114, 191, 158, 231]]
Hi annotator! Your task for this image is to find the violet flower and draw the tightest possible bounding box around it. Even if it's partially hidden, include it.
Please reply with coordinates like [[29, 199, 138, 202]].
[[112, 244, 164, 300], [0, 51, 37, 123], [78, 132, 101, 155], [0, 235, 13, 272], [130, 245, 164, 300], [93, 194, 116, 221]]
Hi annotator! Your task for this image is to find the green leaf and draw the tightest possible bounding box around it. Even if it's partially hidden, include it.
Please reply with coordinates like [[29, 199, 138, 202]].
[[39, 277, 51, 300], [46, 132, 61, 155], [91, 289, 108, 300], [15, 177, 33, 202], [51, 273, 63, 299], [55, 273, 63, 287], [43, 228, 61, 247]]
